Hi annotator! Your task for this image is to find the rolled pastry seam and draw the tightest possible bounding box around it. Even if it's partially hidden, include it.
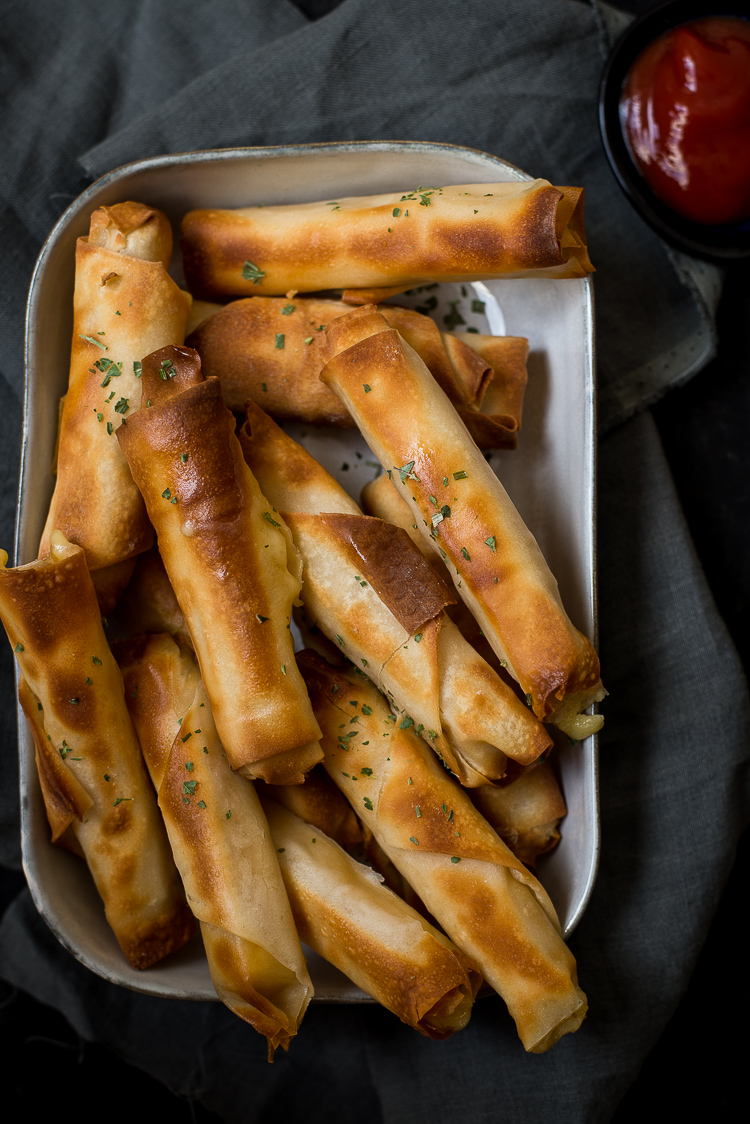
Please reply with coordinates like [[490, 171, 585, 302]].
[[40, 202, 191, 579], [186, 297, 490, 423], [470, 760, 567, 870], [361, 472, 520, 674], [181, 181, 593, 299], [240, 403, 551, 783], [262, 797, 482, 1039], [113, 632, 201, 790], [445, 333, 529, 450], [142, 667, 313, 1059], [259, 760, 430, 917], [300, 651, 587, 1054], [116, 345, 322, 784], [322, 307, 605, 736], [0, 535, 195, 969]]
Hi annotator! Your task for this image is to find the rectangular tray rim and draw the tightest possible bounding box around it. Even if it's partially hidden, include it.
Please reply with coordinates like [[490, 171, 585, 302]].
[[17, 138, 599, 1001]]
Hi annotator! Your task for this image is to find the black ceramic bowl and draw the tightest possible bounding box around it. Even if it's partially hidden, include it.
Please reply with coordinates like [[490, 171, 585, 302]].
[[599, 0, 750, 261]]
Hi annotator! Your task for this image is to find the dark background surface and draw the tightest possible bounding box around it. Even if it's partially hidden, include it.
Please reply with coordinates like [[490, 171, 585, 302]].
[[1, 0, 747, 1118]]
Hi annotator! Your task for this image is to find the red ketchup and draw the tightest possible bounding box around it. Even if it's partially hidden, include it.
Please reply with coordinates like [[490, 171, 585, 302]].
[[620, 17, 750, 225]]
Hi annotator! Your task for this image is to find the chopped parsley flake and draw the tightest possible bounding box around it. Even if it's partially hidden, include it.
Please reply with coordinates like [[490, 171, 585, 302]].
[[443, 301, 466, 331], [451, 856, 461, 863], [485, 536, 496, 551], [242, 261, 265, 284], [363, 797, 374, 811], [262, 512, 281, 528], [79, 335, 107, 349], [275, 333, 285, 349], [461, 547, 471, 562], [453, 470, 468, 480], [410, 836, 419, 846], [133, 361, 142, 377], [399, 715, 414, 729], [281, 303, 295, 315]]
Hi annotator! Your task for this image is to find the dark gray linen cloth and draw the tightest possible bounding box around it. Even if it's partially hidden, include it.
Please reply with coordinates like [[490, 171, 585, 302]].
[[1, 1, 748, 1120]]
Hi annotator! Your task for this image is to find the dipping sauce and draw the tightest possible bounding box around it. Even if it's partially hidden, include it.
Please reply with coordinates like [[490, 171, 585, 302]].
[[620, 17, 750, 225]]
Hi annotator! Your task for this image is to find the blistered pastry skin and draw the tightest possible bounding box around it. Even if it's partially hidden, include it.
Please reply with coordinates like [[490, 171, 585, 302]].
[[262, 798, 482, 1038], [321, 309, 604, 725], [240, 403, 552, 784], [117, 346, 322, 784], [119, 647, 312, 1059], [40, 203, 191, 579], [301, 652, 587, 1053], [181, 181, 593, 299], [187, 297, 491, 424], [0, 536, 195, 969]]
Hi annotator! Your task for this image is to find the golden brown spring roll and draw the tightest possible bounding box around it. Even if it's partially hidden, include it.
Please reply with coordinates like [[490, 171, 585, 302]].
[[322, 306, 605, 738], [301, 651, 587, 1054], [470, 760, 567, 869], [186, 297, 490, 424], [0, 534, 195, 968], [262, 798, 482, 1038], [116, 345, 322, 784], [259, 765, 429, 918], [181, 182, 593, 300], [40, 203, 191, 595], [115, 634, 313, 1058], [240, 403, 552, 786], [446, 333, 529, 450], [361, 470, 529, 685]]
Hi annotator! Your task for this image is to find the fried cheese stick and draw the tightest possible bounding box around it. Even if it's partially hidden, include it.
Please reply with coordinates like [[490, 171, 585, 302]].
[[321, 306, 605, 738], [0, 534, 195, 968], [116, 345, 322, 784], [301, 651, 588, 1054]]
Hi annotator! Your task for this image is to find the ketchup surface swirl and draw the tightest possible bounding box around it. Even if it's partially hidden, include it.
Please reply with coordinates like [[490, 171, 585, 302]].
[[620, 17, 750, 225]]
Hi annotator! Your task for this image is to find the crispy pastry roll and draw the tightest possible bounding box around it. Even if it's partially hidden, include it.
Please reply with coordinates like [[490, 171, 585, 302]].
[[322, 306, 605, 738], [301, 652, 587, 1053], [470, 760, 567, 869], [186, 296, 491, 425], [446, 333, 529, 450], [0, 534, 195, 969], [116, 345, 322, 784], [240, 403, 551, 786], [181, 181, 593, 300], [40, 203, 191, 598], [262, 798, 482, 1038], [115, 635, 313, 1058]]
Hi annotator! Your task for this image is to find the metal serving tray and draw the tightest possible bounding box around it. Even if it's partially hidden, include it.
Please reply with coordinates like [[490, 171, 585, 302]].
[[18, 141, 598, 1002]]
